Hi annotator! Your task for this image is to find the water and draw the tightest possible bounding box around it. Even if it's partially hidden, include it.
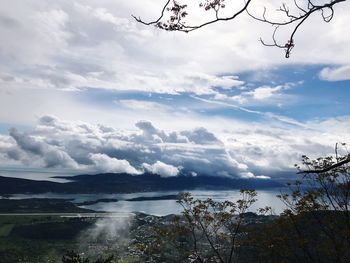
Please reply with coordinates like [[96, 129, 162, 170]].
[[0, 169, 74, 183], [7, 189, 287, 216]]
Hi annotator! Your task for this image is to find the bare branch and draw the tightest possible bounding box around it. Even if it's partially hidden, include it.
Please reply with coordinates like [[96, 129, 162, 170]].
[[298, 155, 350, 174], [180, 0, 253, 32], [132, 0, 171, 26], [294, 0, 307, 14], [133, 0, 253, 33], [133, 0, 347, 57], [247, 0, 347, 58]]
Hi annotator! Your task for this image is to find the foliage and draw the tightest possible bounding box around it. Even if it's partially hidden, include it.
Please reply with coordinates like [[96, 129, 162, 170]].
[[149, 190, 258, 262], [2, 146, 350, 262], [151, 145, 350, 262], [248, 145, 350, 262], [250, 210, 350, 262], [62, 251, 115, 263]]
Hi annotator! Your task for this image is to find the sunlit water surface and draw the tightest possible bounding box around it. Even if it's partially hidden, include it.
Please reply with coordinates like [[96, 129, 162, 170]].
[[8, 189, 287, 216]]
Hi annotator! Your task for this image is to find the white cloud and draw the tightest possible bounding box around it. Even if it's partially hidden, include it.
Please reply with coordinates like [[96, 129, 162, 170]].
[[116, 100, 169, 111], [90, 153, 140, 174], [0, 0, 349, 180], [256, 175, 271, 179], [185, 74, 244, 91], [143, 161, 179, 177], [222, 83, 297, 105], [0, 116, 259, 178], [181, 127, 221, 145], [1, 0, 349, 98], [319, 65, 350, 81], [93, 8, 129, 26], [1, 115, 349, 180], [9, 127, 79, 169], [249, 86, 283, 100]]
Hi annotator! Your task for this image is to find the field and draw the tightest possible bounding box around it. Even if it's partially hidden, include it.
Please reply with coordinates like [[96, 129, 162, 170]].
[[0, 215, 112, 263], [0, 215, 81, 262]]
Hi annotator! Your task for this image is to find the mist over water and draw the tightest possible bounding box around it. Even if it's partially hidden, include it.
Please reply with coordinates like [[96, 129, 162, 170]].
[[77, 215, 134, 258]]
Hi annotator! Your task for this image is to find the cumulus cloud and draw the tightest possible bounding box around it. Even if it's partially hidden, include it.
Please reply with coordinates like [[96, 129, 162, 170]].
[[9, 128, 79, 168], [143, 161, 179, 177], [90, 153, 140, 174], [0, 115, 257, 178], [181, 127, 221, 145], [1, 115, 349, 180]]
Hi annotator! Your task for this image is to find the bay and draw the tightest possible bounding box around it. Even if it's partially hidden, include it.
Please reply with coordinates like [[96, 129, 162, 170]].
[[8, 189, 287, 216]]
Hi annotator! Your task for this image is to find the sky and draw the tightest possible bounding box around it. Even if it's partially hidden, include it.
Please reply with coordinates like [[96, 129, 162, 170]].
[[0, 0, 349, 180]]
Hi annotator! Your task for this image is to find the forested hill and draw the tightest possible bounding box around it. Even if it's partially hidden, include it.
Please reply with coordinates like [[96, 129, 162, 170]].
[[0, 173, 283, 195]]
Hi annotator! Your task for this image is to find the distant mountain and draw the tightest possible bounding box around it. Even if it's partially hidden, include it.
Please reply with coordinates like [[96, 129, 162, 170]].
[[0, 198, 94, 213], [0, 173, 283, 195]]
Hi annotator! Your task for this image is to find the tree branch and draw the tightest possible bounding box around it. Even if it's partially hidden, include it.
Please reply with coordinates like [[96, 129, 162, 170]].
[[298, 155, 350, 174], [133, 0, 253, 33], [132, 0, 171, 26], [247, 0, 347, 58], [133, 0, 348, 57]]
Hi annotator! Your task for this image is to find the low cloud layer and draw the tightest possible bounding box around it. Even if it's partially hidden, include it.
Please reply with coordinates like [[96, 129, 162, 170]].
[[0, 116, 252, 178], [89, 153, 140, 175], [77, 215, 133, 256], [1, 115, 349, 180], [143, 161, 179, 177]]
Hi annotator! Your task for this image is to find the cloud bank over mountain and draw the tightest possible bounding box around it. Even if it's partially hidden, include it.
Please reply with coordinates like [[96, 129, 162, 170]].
[[1, 115, 349, 179], [1, 116, 251, 178]]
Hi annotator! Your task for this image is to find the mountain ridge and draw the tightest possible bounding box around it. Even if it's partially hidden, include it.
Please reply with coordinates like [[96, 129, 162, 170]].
[[0, 173, 283, 195]]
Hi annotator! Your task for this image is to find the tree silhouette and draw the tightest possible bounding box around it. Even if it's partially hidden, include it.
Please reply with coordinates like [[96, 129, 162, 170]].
[[149, 144, 350, 262], [255, 144, 350, 262], [133, 0, 348, 58], [148, 190, 263, 262]]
